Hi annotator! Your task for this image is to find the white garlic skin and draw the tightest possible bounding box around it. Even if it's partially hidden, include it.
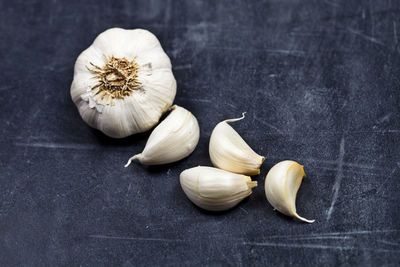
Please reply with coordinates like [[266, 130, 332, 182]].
[[125, 105, 200, 166], [209, 114, 265, 175], [265, 160, 315, 223], [180, 166, 258, 211], [70, 28, 176, 138]]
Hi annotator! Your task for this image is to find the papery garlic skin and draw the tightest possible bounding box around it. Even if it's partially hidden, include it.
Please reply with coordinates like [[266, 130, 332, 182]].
[[209, 114, 265, 175], [70, 28, 176, 138], [265, 160, 315, 223], [125, 105, 199, 166], [180, 166, 257, 211]]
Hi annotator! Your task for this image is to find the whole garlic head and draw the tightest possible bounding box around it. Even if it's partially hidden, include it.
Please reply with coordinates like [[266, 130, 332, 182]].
[[70, 28, 176, 138], [180, 166, 257, 211], [265, 160, 315, 223], [125, 105, 200, 166], [209, 113, 265, 175]]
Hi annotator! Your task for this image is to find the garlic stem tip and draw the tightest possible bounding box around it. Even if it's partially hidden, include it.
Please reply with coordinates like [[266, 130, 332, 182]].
[[124, 154, 141, 168], [295, 214, 315, 224], [224, 112, 246, 124]]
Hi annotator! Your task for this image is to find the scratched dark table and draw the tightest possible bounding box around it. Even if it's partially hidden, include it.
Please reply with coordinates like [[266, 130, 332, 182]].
[[1, 0, 400, 266]]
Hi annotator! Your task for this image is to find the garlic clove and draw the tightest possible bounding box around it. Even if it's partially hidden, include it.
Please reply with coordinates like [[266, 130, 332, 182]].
[[125, 105, 200, 166], [209, 113, 265, 175], [180, 166, 258, 211], [264, 160, 315, 223]]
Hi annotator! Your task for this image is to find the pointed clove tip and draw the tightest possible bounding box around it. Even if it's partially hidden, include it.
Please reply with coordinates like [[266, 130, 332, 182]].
[[124, 161, 131, 168], [295, 213, 315, 224], [224, 112, 247, 124], [124, 154, 141, 168]]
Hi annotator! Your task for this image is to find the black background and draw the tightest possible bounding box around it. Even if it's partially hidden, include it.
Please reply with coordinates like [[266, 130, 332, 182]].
[[1, 0, 400, 266]]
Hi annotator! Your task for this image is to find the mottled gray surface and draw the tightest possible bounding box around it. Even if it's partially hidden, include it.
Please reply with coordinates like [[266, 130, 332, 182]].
[[0, 0, 399, 266]]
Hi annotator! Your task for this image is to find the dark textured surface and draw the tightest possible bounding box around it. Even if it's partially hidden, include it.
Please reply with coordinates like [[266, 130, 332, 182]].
[[1, 0, 400, 266]]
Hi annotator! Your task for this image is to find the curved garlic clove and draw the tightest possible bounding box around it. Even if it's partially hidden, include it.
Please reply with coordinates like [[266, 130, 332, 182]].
[[209, 113, 265, 175], [125, 105, 200, 166], [70, 28, 176, 138], [264, 160, 315, 223], [180, 166, 257, 211]]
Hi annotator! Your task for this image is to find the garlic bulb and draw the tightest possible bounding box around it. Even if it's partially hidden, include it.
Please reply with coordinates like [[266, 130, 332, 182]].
[[125, 105, 199, 166], [70, 28, 176, 138], [265, 160, 315, 223], [180, 166, 257, 211], [209, 113, 265, 175]]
